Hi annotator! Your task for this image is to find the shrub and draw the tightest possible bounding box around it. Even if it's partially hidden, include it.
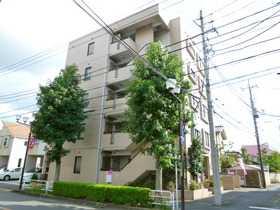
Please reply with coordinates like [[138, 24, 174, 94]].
[[53, 182, 151, 207], [143, 180, 155, 190], [187, 180, 200, 190], [204, 179, 223, 187], [204, 179, 214, 187], [166, 181, 175, 191], [31, 173, 38, 180]]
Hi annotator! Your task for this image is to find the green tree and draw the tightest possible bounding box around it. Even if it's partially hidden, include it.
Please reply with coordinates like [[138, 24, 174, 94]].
[[188, 137, 204, 182], [31, 65, 89, 181], [263, 151, 280, 172], [122, 42, 193, 190], [241, 147, 251, 164]]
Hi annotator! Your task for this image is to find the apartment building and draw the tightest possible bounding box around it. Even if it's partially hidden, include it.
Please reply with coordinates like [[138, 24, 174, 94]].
[[47, 4, 212, 185]]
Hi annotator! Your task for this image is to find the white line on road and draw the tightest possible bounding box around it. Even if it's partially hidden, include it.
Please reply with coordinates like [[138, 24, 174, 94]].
[[249, 206, 280, 210]]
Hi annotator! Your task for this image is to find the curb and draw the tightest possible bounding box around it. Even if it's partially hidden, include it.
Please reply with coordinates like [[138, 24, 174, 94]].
[[12, 190, 151, 209]]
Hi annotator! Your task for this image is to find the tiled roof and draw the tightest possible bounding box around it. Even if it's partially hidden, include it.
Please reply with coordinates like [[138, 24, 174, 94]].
[[241, 144, 275, 156], [2, 121, 30, 139]]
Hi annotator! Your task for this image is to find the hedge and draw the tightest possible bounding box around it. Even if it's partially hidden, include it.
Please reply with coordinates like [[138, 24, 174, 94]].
[[53, 182, 151, 207]]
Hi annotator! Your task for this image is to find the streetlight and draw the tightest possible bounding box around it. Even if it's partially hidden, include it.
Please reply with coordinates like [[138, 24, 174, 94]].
[[16, 115, 31, 190], [166, 78, 185, 210]]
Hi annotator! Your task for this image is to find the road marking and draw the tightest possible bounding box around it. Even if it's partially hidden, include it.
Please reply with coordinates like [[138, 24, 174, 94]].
[[249, 206, 280, 210], [2, 189, 12, 192]]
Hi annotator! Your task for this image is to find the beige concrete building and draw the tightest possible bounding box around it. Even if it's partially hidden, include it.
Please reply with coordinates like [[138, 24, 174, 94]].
[[47, 4, 213, 185]]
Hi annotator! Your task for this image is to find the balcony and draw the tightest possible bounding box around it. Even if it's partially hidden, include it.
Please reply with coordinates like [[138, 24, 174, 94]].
[[102, 132, 133, 150], [107, 65, 132, 87], [109, 37, 136, 63], [104, 96, 127, 117]]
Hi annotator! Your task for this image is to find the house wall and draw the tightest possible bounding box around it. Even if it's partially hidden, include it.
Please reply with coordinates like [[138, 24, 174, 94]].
[[7, 137, 26, 169]]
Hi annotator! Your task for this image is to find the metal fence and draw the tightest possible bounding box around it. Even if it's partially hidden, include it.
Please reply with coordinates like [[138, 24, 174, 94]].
[[150, 190, 175, 210], [22, 180, 54, 194]]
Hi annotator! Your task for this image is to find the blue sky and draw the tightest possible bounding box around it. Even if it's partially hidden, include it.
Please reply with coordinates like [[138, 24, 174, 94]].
[[0, 0, 280, 151]]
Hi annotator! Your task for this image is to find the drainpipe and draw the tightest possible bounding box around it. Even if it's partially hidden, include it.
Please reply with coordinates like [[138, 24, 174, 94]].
[[95, 33, 110, 184]]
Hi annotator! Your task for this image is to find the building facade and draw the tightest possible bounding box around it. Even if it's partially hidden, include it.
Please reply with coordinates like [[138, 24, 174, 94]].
[[47, 4, 212, 185]]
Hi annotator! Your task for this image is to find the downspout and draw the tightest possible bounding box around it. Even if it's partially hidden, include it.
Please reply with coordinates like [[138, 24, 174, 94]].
[[95, 33, 110, 184]]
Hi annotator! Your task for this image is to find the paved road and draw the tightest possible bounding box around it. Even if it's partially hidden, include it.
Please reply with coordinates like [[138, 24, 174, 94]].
[[183, 184, 280, 210], [1, 181, 280, 210]]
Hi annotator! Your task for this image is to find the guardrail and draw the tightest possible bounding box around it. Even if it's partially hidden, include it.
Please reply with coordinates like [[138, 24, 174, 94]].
[[22, 180, 53, 194], [150, 190, 175, 210]]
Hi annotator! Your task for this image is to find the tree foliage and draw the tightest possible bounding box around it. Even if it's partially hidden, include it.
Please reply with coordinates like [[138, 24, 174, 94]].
[[241, 147, 252, 164], [122, 42, 193, 169], [188, 137, 204, 181], [31, 65, 89, 180], [263, 151, 280, 172]]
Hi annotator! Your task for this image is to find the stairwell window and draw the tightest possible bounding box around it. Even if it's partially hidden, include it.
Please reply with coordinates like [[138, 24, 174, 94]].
[[87, 42, 95, 55], [73, 156, 82, 173], [84, 67, 93, 81]]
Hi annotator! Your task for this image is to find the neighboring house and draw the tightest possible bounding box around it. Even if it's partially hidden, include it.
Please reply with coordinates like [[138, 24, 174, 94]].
[[47, 4, 213, 185], [0, 121, 47, 177], [0, 121, 29, 169], [241, 144, 276, 162]]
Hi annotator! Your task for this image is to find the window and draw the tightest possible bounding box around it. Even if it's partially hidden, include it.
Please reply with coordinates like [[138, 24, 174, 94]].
[[84, 67, 93, 81], [190, 68, 197, 81], [73, 156, 82, 173], [24, 141, 28, 146], [199, 79, 206, 97], [190, 96, 200, 111], [202, 105, 208, 119], [204, 132, 210, 147], [3, 136, 9, 147], [114, 123, 122, 133], [107, 89, 115, 100], [78, 124, 85, 140], [17, 158, 22, 167], [0, 137, 2, 147], [83, 93, 89, 102], [193, 129, 201, 138], [87, 42, 95, 55], [104, 122, 113, 134]]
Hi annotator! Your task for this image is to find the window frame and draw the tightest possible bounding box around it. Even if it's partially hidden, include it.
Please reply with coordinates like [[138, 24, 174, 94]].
[[84, 67, 93, 81], [204, 131, 210, 148], [73, 156, 82, 174], [87, 42, 95, 55]]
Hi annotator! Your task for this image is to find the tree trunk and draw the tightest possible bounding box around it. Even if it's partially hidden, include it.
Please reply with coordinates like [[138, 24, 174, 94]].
[[54, 161, 61, 182], [155, 163, 162, 190]]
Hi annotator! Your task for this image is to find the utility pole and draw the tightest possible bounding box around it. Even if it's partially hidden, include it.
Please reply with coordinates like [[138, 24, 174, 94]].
[[200, 10, 222, 205], [247, 80, 266, 188]]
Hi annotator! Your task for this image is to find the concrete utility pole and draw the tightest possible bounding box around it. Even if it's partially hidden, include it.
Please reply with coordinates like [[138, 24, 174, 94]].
[[200, 10, 222, 205], [247, 80, 266, 188]]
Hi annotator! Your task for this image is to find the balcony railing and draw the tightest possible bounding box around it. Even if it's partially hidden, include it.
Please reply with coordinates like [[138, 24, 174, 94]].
[[109, 37, 136, 57]]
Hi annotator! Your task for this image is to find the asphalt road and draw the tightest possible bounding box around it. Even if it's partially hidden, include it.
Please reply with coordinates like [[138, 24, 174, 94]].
[[1, 181, 280, 210], [183, 184, 280, 210]]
